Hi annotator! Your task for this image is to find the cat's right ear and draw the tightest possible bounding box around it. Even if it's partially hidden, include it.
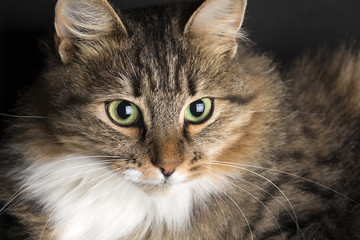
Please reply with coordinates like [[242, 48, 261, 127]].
[[184, 0, 247, 58], [55, 0, 128, 63]]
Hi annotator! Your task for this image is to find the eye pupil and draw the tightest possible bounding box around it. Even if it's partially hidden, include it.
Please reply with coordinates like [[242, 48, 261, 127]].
[[184, 98, 213, 124], [117, 101, 133, 119], [190, 100, 205, 117], [106, 100, 140, 127]]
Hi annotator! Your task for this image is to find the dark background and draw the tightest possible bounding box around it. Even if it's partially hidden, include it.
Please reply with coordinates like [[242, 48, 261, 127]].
[[1, 0, 360, 237]]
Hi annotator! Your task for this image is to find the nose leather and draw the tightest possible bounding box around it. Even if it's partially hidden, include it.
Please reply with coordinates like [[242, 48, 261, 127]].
[[157, 162, 181, 177]]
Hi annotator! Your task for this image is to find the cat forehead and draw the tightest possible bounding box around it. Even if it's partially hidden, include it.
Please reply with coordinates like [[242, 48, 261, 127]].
[[89, 40, 220, 100], [86, 45, 241, 106], [121, 14, 195, 96], [62, 5, 246, 101]]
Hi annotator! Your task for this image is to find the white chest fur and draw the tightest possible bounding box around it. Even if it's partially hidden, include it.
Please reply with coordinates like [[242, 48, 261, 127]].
[[20, 156, 215, 240]]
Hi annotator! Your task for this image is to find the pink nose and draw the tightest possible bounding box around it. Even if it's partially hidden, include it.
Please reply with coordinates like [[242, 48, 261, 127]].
[[156, 162, 181, 177]]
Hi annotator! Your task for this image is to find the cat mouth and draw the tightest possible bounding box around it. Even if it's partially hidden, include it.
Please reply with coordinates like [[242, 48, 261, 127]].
[[121, 168, 187, 188]]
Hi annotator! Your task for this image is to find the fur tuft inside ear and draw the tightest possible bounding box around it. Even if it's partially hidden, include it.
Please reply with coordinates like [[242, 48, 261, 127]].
[[55, 0, 127, 63], [184, 0, 247, 58]]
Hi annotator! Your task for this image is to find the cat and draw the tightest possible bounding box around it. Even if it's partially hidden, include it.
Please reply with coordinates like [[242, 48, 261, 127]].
[[1, 0, 360, 239]]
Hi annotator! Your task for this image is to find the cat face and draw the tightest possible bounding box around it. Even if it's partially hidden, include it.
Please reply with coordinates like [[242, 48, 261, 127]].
[[36, 0, 280, 193]]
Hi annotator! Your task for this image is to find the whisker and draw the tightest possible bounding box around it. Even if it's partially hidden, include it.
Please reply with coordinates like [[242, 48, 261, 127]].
[[3, 155, 122, 204], [211, 160, 359, 205], [211, 161, 300, 225], [40, 209, 56, 240], [0, 113, 48, 119], [45, 167, 122, 240], [201, 178, 237, 239], [2, 164, 113, 214], [1, 157, 126, 214], [206, 167, 286, 240], [1, 160, 104, 214], [196, 178, 231, 240], [51, 166, 129, 240], [241, 109, 329, 116], [230, 169, 304, 238], [202, 177, 254, 240], [210, 160, 305, 238]]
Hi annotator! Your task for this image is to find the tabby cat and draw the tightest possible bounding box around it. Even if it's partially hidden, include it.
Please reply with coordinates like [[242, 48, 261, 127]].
[[1, 0, 360, 239]]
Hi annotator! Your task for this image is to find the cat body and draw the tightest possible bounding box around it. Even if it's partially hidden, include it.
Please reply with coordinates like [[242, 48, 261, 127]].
[[1, 0, 360, 239]]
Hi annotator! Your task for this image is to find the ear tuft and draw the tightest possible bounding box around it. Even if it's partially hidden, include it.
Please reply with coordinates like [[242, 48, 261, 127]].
[[55, 0, 127, 63], [184, 0, 247, 58]]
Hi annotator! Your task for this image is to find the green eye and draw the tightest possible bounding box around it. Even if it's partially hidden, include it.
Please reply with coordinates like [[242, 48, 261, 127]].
[[106, 100, 140, 126], [184, 98, 213, 124]]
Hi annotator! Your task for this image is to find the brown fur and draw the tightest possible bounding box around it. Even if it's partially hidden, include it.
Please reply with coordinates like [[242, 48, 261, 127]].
[[1, 0, 360, 239]]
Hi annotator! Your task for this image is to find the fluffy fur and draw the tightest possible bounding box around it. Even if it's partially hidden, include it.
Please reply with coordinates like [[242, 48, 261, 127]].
[[18, 155, 218, 239], [1, 0, 360, 239]]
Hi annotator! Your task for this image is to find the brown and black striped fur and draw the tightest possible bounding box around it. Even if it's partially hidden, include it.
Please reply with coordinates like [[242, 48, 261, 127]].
[[1, 0, 360, 239]]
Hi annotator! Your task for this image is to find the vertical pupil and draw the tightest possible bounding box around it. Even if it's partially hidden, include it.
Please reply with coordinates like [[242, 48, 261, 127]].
[[190, 100, 205, 117], [117, 101, 133, 119]]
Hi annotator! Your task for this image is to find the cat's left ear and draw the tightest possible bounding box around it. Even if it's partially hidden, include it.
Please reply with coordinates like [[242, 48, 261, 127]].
[[55, 0, 128, 63], [184, 0, 247, 58]]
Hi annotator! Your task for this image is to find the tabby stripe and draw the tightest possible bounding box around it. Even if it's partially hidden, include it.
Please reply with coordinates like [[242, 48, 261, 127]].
[[257, 229, 296, 240], [131, 50, 142, 97], [225, 95, 255, 105], [299, 180, 337, 201], [139, 120, 147, 142], [244, 175, 295, 234], [257, 210, 337, 240], [186, 69, 197, 96], [65, 95, 87, 107], [182, 121, 191, 142], [173, 56, 182, 93], [145, 64, 157, 92]]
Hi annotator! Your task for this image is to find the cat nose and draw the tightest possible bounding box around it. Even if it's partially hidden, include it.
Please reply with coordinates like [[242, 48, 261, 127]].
[[157, 162, 181, 177]]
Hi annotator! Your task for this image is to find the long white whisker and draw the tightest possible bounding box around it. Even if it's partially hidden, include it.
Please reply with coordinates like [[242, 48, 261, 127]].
[[241, 109, 328, 116], [209, 161, 304, 238], [1, 158, 126, 214], [1, 164, 100, 214], [211, 160, 359, 205], [0, 113, 48, 119], [1, 155, 124, 212], [202, 178, 237, 239], [202, 176, 254, 240], [206, 167, 286, 240], [230, 169, 304, 238], [45, 167, 122, 240], [1, 158, 113, 211], [197, 179, 230, 240], [3, 164, 112, 214]]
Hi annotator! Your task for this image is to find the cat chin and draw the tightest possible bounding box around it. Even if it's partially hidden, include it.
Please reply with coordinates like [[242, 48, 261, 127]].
[[121, 168, 191, 195]]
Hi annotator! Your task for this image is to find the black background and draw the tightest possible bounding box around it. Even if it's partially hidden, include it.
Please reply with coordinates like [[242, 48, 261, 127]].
[[1, 0, 360, 236]]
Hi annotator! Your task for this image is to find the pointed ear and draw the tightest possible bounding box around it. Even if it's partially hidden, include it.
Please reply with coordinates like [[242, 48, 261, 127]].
[[55, 0, 128, 63], [184, 0, 247, 58]]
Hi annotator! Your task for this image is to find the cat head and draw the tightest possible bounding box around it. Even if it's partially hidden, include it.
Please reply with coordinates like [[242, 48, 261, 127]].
[[18, 0, 283, 193]]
